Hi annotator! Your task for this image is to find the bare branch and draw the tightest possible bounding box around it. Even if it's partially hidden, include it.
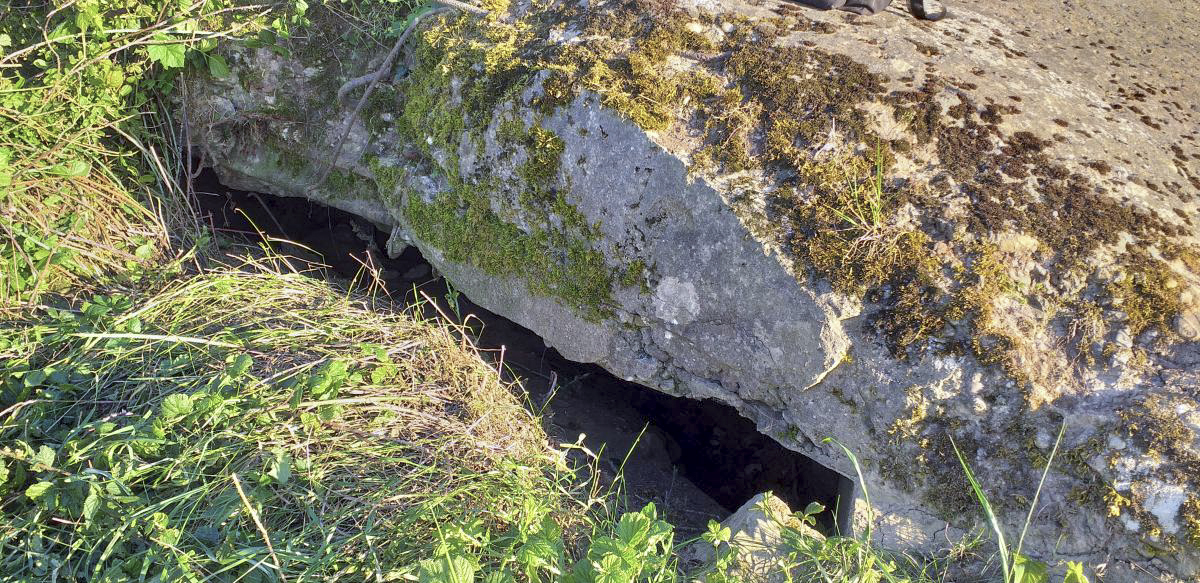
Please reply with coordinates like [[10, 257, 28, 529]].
[[315, 1, 487, 187]]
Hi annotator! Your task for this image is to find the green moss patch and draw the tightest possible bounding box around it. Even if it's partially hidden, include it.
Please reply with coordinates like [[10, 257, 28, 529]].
[[1107, 250, 1185, 338], [384, 15, 627, 320], [405, 181, 616, 321]]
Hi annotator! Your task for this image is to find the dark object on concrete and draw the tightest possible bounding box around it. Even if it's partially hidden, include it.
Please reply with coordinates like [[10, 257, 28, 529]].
[[908, 0, 946, 21], [790, 0, 946, 20]]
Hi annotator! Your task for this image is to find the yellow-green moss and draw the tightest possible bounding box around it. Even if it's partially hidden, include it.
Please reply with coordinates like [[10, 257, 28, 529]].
[[513, 123, 566, 206], [367, 157, 407, 208], [1121, 395, 1198, 466], [405, 181, 615, 320], [886, 386, 929, 441], [619, 258, 649, 291], [1119, 394, 1200, 544], [1107, 250, 1184, 338], [1182, 495, 1200, 546], [388, 15, 623, 319]]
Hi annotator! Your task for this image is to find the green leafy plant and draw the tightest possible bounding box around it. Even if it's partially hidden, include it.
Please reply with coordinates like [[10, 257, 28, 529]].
[[0, 0, 305, 306], [563, 503, 677, 583]]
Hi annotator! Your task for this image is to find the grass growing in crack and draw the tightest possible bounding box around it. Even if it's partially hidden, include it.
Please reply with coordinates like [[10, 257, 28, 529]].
[[820, 148, 891, 262], [951, 423, 1089, 583]]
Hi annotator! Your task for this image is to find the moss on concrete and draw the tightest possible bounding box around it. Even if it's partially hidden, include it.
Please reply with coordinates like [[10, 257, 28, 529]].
[[1107, 250, 1184, 338], [1119, 394, 1200, 542], [1183, 495, 1200, 546], [404, 181, 615, 320], [383, 13, 634, 320]]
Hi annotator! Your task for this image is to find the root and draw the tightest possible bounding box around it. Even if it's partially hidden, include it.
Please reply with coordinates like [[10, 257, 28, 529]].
[[316, 0, 488, 187]]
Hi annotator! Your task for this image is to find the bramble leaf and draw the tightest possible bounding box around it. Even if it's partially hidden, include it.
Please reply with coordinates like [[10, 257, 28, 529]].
[[161, 393, 193, 419], [1063, 561, 1090, 583], [147, 36, 186, 68], [26, 481, 54, 500], [267, 452, 291, 485], [207, 54, 231, 78]]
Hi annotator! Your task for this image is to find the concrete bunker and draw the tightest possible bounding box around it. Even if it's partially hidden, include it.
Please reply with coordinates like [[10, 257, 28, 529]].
[[193, 167, 857, 535]]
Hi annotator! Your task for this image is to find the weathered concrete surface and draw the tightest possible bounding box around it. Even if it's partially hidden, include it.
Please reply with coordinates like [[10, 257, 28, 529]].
[[186, 0, 1200, 580]]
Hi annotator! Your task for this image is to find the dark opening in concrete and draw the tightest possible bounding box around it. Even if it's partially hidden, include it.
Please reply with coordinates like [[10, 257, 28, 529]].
[[192, 168, 856, 535]]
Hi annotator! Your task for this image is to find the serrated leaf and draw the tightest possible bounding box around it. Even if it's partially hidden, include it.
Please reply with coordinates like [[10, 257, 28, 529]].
[[1012, 554, 1049, 583], [50, 160, 90, 177], [24, 369, 47, 387], [26, 481, 54, 500], [1063, 561, 1090, 583], [207, 54, 231, 78], [419, 554, 477, 583], [160, 393, 193, 419], [83, 489, 101, 522], [317, 404, 339, 422], [147, 36, 186, 69], [160, 527, 181, 545], [516, 535, 558, 567], [615, 511, 650, 547], [33, 445, 55, 468], [228, 353, 253, 377]]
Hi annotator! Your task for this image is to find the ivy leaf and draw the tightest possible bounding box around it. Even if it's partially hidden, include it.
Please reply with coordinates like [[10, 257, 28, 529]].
[[147, 36, 186, 69], [207, 54, 231, 78]]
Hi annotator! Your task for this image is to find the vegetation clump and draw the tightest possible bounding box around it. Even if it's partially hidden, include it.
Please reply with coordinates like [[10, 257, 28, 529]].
[[1106, 250, 1185, 338], [0, 269, 575, 581]]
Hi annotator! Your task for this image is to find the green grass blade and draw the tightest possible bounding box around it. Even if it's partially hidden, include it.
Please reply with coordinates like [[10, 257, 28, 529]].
[[950, 434, 1010, 582], [1015, 421, 1066, 560]]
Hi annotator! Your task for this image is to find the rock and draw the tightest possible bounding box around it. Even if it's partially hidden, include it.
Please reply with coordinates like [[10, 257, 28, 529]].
[[1175, 308, 1200, 341], [186, 0, 1200, 579], [683, 493, 823, 582]]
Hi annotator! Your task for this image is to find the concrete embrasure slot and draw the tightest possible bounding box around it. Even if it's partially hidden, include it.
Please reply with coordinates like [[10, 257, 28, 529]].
[[193, 168, 855, 535]]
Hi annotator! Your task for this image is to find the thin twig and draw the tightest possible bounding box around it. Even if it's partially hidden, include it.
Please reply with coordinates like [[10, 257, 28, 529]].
[[232, 473, 289, 583], [315, 2, 484, 187]]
